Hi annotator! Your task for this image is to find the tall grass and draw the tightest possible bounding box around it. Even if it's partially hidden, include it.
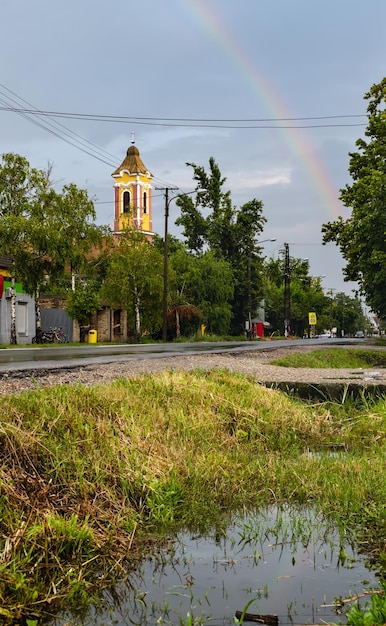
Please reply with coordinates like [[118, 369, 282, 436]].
[[270, 347, 386, 369], [0, 367, 385, 621]]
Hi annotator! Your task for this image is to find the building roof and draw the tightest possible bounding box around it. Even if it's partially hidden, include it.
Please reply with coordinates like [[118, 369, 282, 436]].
[[112, 145, 152, 177], [0, 255, 13, 269]]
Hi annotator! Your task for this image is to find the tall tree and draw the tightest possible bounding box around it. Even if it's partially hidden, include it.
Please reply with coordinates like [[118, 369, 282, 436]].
[[322, 78, 386, 318], [176, 157, 235, 257], [333, 292, 366, 337], [164, 241, 201, 339], [263, 254, 329, 336], [0, 153, 48, 343], [153, 234, 235, 337], [0, 153, 108, 343], [168, 247, 234, 336], [101, 229, 163, 340], [175, 158, 266, 335], [231, 199, 266, 334], [22, 184, 107, 340]]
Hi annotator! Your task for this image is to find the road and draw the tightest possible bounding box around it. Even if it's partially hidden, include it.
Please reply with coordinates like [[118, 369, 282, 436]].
[[0, 338, 359, 373]]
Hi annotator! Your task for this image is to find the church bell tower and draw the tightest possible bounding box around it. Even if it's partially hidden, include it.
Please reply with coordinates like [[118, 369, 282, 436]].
[[112, 142, 153, 239]]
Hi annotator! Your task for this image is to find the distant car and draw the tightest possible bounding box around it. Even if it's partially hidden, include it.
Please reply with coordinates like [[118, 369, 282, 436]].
[[355, 330, 365, 338], [318, 332, 332, 338]]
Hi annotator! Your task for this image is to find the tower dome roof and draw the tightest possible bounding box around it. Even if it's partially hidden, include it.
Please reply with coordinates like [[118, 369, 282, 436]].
[[112, 145, 152, 177]]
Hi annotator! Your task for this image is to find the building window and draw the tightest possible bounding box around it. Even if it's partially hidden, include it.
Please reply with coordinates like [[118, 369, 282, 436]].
[[143, 191, 147, 214], [122, 191, 131, 213], [17, 302, 27, 335], [113, 309, 121, 334]]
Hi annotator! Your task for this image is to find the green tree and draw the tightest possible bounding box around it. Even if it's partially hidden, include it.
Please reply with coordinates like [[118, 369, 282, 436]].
[[101, 229, 163, 340], [154, 237, 235, 338], [0, 153, 48, 343], [168, 248, 234, 336], [194, 251, 234, 334], [23, 183, 107, 340], [0, 153, 107, 343], [263, 254, 330, 336], [175, 158, 266, 335], [65, 281, 102, 342], [321, 291, 365, 337], [47, 183, 107, 278], [167, 242, 202, 339], [231, 199, 267, 335], [322, 78, 386, 318], [176, 158, 234, 256]]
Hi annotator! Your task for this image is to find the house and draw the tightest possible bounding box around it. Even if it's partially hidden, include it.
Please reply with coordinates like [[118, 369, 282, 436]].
[[0, 255, 36, 344]]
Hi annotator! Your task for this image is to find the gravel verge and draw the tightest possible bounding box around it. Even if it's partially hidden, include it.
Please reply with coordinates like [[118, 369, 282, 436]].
[[1, 343, 386, 396]]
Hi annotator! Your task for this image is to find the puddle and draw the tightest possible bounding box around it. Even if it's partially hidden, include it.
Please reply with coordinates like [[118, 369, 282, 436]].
[[52, 507, 379, 626], [363, 371, 382, 381]]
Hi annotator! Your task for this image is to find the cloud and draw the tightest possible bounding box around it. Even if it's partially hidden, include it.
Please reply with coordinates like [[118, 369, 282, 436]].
[[231, 169, 292, 191], [1, 0, 384, 298]]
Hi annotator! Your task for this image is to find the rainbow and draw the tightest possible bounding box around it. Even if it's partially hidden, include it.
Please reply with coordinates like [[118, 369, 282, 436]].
[[182, 0, 348, 220]]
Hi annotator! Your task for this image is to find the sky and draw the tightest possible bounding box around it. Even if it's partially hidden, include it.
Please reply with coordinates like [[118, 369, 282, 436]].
[[1, 0, 385, 298]]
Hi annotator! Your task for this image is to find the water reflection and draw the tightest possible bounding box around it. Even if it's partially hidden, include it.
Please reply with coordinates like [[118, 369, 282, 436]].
[[53, 507, 379, 626]]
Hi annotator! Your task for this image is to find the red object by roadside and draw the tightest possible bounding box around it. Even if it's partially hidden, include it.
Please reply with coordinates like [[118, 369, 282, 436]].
[[0, 275, 3, 298]]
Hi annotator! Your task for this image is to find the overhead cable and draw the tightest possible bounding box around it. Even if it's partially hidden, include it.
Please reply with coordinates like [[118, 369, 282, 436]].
[[0, 104, 367, 129]]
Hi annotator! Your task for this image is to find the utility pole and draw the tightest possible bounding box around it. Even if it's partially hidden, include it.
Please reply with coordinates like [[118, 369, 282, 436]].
[[247, 252, 252, 339], [327, 288, 336, 335], [155, 187, 206, 341], [247, 237, 277, 339], [283, 242, 291, 337], [155, 186, 178, 342]]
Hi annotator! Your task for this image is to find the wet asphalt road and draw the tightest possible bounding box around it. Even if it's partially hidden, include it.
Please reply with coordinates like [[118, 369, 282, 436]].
[[0, 338, 359, 373]]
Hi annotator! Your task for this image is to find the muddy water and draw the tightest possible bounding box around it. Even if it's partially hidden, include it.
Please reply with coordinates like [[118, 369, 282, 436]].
[[54, 508, 380, 626]]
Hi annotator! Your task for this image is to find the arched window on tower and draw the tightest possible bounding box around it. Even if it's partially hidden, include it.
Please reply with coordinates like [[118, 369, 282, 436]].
[[122, 191, 131, 213], [143, 191, 147, 214]]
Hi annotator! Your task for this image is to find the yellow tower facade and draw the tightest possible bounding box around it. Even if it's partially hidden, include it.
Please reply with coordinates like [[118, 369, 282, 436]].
[[112, 144, 153, 238]]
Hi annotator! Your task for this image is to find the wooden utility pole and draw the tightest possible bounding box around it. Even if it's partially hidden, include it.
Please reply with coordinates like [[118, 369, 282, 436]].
[[284, 242, 291, 337], [155, 186, 178, 342]]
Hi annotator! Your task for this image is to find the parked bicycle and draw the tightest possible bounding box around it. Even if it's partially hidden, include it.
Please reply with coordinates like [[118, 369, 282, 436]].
[[32, 327, 68, 344]]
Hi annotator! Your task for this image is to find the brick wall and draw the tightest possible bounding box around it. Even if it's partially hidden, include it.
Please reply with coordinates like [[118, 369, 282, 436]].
[[39, 295, 129, 343]]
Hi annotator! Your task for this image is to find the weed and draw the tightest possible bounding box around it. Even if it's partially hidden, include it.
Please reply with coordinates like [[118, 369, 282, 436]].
[[335, 581, 386, 626], [0, 368, 385, 622], [234, 597, 261, 625]]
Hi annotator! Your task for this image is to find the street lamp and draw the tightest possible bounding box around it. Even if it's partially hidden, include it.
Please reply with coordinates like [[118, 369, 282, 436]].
[[161, 188, 204, 342], [247, 237, 277, 339]]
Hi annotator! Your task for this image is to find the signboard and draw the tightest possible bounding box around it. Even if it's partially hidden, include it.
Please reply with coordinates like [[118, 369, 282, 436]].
[[308, 312, 317, 325]]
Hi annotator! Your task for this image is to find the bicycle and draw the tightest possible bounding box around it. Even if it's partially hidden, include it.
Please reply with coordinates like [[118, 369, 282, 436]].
[[51, 326, 68, 343], [32, 327, 68, 344]]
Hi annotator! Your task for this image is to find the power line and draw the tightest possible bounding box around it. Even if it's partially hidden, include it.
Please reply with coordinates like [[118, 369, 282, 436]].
[[0, 104, 367, 129], [0, 84, 184, 191], [0, 84, 118, 167], [0, 84, 365, 199]]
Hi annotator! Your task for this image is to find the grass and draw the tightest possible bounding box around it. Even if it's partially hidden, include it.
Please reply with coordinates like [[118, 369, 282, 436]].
[[270, 347, 386, 369], [343, 580, 386, 626], [0, 365, 386, 622]]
